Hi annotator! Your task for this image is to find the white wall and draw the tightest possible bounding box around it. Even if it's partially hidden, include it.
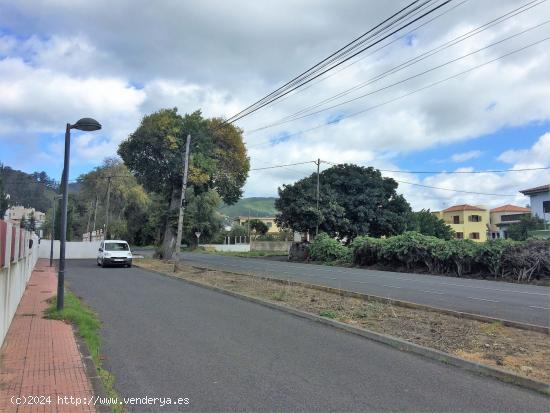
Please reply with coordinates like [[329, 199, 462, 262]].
[[39, 240, 102, 259], [200, 243, 251, 252], [1, 226, 39, 345]]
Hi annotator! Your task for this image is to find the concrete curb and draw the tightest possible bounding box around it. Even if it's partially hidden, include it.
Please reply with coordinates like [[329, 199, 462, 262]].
[[137, 263, 550, 396], [73, 327, 111, 413], [188, 263, 550, 335]]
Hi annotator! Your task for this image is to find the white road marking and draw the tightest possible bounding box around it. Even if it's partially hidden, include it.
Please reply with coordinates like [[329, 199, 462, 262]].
[[528, 305, 550, 310], [382, 285, 402, 289], [466, 297, 499, 303], [422, 290, 445, 295]]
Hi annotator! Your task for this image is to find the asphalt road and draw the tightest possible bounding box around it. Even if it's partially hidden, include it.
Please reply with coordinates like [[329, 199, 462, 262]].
[[66, 259, 549, 412], [178, 252, 550, 328]]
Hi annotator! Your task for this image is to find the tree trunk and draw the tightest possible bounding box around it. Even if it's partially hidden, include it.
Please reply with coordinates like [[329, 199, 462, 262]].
[[161, 187, 180, 259]]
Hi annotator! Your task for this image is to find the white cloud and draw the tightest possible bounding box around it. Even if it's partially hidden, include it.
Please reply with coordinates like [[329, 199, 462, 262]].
[[0, 0, 550, 200], [498, 132, 550, 165], [450, 150, 482, 162]]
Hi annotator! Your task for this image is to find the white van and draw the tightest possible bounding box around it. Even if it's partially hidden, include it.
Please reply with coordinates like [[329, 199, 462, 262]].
[[97, 240, 133, 268]]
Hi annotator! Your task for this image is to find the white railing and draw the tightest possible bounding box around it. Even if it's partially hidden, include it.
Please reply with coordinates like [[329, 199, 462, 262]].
[[0, 220, 39, 346]]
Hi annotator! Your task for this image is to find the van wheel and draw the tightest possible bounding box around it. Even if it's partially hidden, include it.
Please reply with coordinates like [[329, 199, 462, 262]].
[[97, 260, 101, 266]]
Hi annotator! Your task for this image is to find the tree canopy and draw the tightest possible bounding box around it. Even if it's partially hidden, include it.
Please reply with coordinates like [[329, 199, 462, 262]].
[[118, 108, 249, 257], [406, 209, 454, 240], [507, 215, 547, 241], [248, 219, 269, 239], [275, 164, 411, 241]]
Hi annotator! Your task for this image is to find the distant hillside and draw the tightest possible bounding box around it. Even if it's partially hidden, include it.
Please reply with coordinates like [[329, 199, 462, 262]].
[[220, 197, 277, 218], [0, 166, 58, 213]]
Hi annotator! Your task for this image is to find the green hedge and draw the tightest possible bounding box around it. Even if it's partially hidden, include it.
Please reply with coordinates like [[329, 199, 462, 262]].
[[308, 233, 352, 264], [309, 232, 550, 282]]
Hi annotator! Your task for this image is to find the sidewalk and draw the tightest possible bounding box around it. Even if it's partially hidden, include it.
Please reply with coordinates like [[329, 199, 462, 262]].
[[0, 259, 96, 412]]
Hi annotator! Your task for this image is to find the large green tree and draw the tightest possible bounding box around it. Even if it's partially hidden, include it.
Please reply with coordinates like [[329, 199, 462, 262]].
[[407, 209, 454, 240], [507, 215, 547, 241], [182, 189, 224, 247], [275, 164, 411, 241], [118, 108, 249, 257], [76, 158, 150, 243]]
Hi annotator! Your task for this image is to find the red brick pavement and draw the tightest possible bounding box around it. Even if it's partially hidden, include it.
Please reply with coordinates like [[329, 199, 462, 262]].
[[0, 260, 96, 412]]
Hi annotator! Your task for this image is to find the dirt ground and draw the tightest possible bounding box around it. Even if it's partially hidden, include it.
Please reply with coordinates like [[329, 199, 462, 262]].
[[137, 259, 550, 384]]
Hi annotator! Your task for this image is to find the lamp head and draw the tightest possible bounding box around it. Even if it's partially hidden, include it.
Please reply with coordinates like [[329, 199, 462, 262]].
[[72, 118, 101, 131]]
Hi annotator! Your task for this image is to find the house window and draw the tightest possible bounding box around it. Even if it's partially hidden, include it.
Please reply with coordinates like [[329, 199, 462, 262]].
[[469, 232, 480, 240], [468, 215, 482, 222], [455, 232, 464, 239], [453, 216, 460, 224], [501, 214, 528, 222], [543, 201, 550, 213]]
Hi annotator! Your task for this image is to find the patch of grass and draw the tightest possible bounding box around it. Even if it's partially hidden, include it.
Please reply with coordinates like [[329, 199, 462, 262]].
[[45, 290, 124, 413], [319, 310, 338, 319], [352, 308, 369, 319], [271, 290, 287, 301], [481, 321, 503, 335]]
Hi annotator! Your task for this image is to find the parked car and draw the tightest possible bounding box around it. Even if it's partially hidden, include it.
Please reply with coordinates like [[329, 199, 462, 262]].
[[97, 240, 133, 268]]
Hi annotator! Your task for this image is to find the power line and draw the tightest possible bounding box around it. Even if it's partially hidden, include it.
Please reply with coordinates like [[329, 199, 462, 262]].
[[224, 0, 428, 123], [247, 36, 550, 148], [266, 0, 471, 110], [248, 18, 550, 132], [225, 0, 454, 124], [393, 180, 517, 196], [320, 161, 550, 174], [250, 161, 316, 171], [377, 166, 550, 174]]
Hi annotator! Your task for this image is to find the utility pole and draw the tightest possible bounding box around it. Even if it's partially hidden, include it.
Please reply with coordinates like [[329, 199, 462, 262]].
[[248, 209, 251, 244], [315, 158, 321, 236], [174, 134, 191, 260], [49, 195, 60, 267], [91, 193, 98, 242], [104, 176, 112, 240]]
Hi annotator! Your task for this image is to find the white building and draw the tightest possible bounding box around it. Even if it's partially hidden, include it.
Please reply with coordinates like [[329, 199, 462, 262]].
[[520, 184, 550, 223], [3, 205, 46, 228]]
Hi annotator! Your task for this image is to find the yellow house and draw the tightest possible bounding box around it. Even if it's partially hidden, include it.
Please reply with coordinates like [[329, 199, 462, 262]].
[[432, 204, 489, 242], [233, 216, 281, 234]]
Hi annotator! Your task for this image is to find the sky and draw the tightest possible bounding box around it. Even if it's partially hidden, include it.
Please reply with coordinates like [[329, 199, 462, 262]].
[[1, 0, 549, 211]]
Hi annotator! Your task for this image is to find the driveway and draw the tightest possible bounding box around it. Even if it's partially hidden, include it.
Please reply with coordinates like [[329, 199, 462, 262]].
[[65, 259, 549, 412]]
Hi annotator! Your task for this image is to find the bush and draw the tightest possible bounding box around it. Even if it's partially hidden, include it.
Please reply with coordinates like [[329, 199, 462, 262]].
[[501, 240, 550, 282], [474, 239, 516, 278], [309, 233, 351, 263], [298, 232, 550, 284]]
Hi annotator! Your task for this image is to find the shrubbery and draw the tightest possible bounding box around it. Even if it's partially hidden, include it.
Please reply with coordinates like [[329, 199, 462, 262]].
[[308, 233, 352, 264], [308, 231, 550, 283]]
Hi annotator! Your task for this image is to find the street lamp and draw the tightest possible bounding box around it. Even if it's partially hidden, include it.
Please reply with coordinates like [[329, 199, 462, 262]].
[[57, 118, 101, 311], [49, 194, 62, 267]]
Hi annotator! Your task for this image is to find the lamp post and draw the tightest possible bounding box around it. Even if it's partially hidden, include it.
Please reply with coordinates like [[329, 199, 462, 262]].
[[57, 118, 101, 311], [49, 194, 62, 267]]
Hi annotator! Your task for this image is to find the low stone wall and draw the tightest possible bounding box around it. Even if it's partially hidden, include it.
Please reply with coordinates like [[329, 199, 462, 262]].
[[200, 244, 251, 252], [251, 241, 292, 252]]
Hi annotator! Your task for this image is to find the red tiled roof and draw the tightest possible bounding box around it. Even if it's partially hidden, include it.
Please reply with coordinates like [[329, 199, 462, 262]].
[[520, 184, 550, 195], [442, 204, 485, 213], [490, 204, 530, 213]]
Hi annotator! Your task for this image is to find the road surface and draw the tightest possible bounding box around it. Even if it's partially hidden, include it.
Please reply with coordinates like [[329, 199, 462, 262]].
[[178, 253, 550, 328], [66, 259, 549, 412]]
